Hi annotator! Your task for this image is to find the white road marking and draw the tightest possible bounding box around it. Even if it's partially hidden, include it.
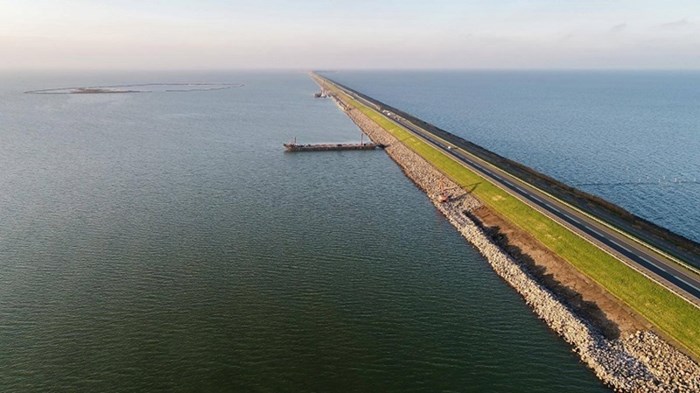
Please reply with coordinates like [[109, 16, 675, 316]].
[[565, 215, 581, 224], [677, 277, 700, 293], [609, 239, 633, 254], [587, 227, 605, 238]]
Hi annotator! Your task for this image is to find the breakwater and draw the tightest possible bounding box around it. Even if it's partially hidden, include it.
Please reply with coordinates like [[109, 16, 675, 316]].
[[319, 79, 700, 392]]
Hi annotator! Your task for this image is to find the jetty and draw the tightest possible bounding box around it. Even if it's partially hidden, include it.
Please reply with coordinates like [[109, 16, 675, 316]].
[[284, 142, 382, 152], [283, 136, 384, 152]]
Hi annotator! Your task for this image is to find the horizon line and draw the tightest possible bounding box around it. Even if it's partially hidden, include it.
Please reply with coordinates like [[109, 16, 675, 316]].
[[2, 67, 700, 73]]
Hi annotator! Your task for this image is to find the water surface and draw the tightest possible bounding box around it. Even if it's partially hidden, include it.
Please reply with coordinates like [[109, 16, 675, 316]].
[[0, 71, 607, 392]]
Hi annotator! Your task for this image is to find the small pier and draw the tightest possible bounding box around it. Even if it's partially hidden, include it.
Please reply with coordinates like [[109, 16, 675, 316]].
[[284, 135, 383, 152], [284, 142, 383, 152]]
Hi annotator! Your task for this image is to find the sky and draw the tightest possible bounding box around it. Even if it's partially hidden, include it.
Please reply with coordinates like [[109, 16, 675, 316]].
[[1, 0, 699, 70]]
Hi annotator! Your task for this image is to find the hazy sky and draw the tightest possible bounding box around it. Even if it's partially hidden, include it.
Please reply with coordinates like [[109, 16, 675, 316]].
[[1, 0, 699, 70]]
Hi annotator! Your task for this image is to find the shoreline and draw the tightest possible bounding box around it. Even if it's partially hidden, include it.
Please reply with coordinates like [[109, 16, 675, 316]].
[[316, 76, 700, 392]]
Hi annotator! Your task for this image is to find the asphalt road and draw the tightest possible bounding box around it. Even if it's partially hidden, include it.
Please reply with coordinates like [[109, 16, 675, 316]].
[[320, 75, 700, 306]]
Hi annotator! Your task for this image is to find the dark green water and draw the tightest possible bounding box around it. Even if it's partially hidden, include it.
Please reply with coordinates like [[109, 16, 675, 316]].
[[0, 72, 608, 392]]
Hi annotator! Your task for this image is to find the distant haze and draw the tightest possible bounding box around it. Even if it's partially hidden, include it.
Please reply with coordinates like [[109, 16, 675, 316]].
[[1, 0, 699, 70]]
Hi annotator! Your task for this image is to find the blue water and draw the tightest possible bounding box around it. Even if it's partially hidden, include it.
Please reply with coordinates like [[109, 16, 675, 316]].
[[327, 71, 700, 243], [0, 71, 608, 391]]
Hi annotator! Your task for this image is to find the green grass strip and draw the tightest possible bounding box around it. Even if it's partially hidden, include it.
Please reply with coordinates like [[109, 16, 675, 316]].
[[342, 92, 700, 358]]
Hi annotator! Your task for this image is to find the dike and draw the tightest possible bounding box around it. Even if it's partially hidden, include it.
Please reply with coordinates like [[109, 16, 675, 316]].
[[324, 85, 700, 393]]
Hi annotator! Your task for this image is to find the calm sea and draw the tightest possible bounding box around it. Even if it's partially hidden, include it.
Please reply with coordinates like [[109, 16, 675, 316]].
[[0, 71, 606, 392], [328, 70, 700, 244]]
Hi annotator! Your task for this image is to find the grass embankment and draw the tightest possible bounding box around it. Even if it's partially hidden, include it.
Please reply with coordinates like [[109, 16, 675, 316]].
[[336, 90, 700, 358]]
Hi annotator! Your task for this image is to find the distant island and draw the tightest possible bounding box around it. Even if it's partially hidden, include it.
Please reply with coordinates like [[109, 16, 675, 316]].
[[71, 87, 138, 94], [25, 83, 244, 94]]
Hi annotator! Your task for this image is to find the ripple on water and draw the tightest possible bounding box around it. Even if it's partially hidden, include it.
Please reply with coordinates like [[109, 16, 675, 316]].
[[0, 72, 608, 392]]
